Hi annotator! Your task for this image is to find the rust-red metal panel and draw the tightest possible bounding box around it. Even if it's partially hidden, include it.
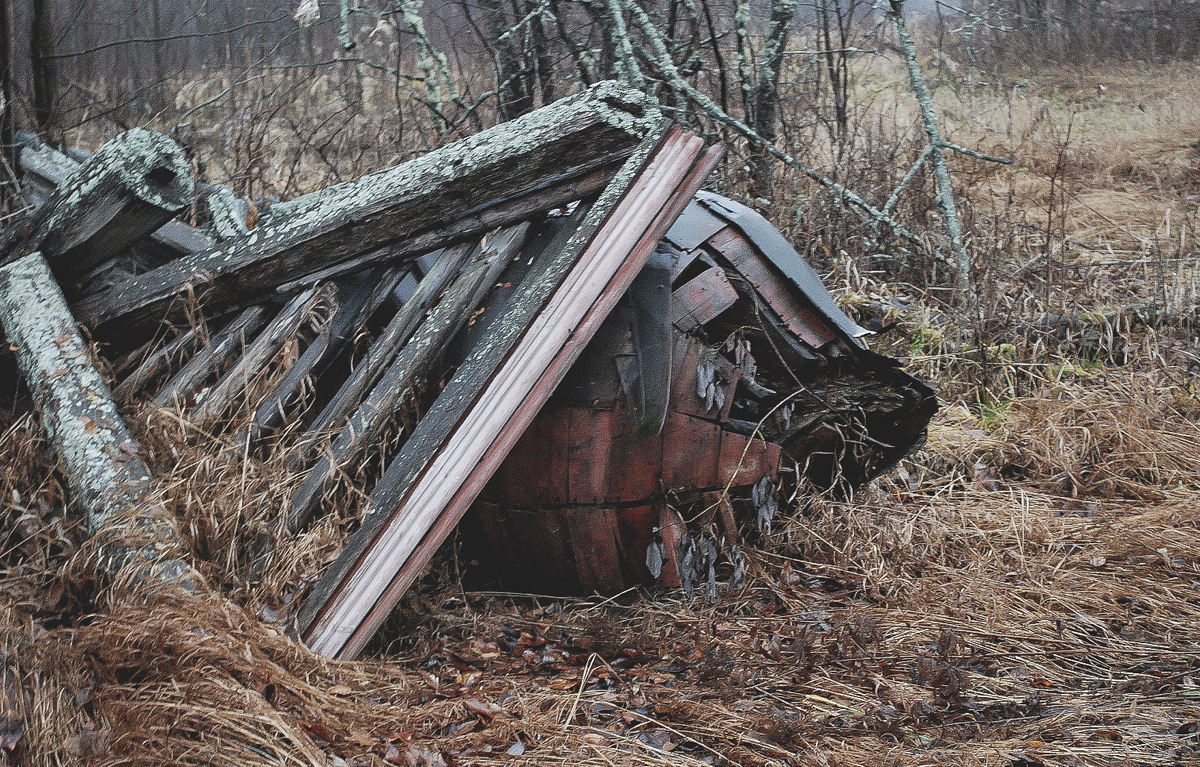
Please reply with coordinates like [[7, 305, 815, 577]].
[[661, 411, 722, 492], [672, 265, 740, 332], [567, 406, 616, 504], [563, 507, 626, 595], [669, 332, 739, 422], [717, 429, 782, 487], [656, 504, 686, 588], [605, 402, 664, 502], [489, 411, 570, 507], [706, 228, 837, 349]]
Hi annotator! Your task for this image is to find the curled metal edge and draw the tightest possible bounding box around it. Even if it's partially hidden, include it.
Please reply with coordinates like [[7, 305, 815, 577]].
[[693, 191, 871, 340]]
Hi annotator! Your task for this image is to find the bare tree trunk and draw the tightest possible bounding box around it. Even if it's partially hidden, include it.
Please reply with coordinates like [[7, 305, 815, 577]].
[[30, 0, 57, 137], [749, 0, 797, 197], [0, 0, 11, 181], [889, 0, 971, 307], [480, 0, 531, 119]]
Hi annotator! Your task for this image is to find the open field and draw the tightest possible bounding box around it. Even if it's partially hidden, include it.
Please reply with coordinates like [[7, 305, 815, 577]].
[[3, 55, 1200, 767]]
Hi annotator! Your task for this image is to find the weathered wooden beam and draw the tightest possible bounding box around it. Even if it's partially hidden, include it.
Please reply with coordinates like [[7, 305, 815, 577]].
[[152, 306, 269, 408], [113, 325, 204, 401], [286, 243, 476, 471], [14, 131, 215, 262], [3, 130, 195, 285], [299, 129, 723, 658], [671, 265, 739, 332], [238, 267, 405, 446], [73, 82, 661, 339], [189, 286, 330, 426], [0, 253, 195, 586], [287, 224, 529, 532]]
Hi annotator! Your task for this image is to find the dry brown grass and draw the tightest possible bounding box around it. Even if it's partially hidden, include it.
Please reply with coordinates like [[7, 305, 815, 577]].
[[4, 48, 1200, 767]]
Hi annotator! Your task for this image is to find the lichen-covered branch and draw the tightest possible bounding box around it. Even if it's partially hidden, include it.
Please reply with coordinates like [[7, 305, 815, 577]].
[[0, 253, 195, 587], [888, 0, 971, 304]]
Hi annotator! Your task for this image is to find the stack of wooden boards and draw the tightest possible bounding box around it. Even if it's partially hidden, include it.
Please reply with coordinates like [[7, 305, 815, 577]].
[[0, 81, 935, 661]]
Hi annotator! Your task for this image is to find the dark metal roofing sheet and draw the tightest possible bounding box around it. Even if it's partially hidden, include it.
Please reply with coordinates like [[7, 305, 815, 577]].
[[693, 191, 869, 340]]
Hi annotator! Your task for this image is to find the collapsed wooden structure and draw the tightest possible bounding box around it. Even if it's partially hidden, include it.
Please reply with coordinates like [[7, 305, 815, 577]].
[[1, 82, 936, 660]]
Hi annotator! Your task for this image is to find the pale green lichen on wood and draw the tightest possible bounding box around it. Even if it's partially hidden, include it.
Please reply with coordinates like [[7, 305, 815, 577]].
[[82, 83, 662, 325], [0, 253, 193, 585]]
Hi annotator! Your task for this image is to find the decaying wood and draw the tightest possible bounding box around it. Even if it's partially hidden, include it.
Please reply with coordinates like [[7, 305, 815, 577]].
[[287, 243, 476, 471], [113, 325, 204, 401], [287, 224, 529, 532], [190, 287, 330, 426], [0, 253, 195, 586], [4, 130, 195, 284], [153, 306, 269, 408], [240, 267, 404, 446], [205, 187, 251, 240], [672, 265, 739, 332], [74, 82, 661, 339], [14, 131, 215, 261], [299, 128, 723, 659]]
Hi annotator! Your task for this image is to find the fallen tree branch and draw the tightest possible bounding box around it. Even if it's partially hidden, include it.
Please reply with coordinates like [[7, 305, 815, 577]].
[[0, 253, 196, 587]]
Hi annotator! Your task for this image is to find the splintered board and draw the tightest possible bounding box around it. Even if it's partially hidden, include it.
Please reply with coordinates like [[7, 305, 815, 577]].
[[300, 127, 724, 659]]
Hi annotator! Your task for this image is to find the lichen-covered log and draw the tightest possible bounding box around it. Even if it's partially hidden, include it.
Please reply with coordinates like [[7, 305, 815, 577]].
[[73, 82, 662, 340], [3, 130, 195, 285], [0, 253, 195, 586], [14, 130, 214, 262]]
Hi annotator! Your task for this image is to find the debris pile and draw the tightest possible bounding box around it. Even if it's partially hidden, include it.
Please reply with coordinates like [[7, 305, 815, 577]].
[[0, 82, 935, 663]]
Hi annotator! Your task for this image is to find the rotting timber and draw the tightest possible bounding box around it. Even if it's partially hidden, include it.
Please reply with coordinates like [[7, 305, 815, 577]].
[[0, 82, 936, 661]]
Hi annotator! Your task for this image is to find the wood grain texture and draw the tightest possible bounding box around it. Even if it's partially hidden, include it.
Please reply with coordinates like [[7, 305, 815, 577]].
[[74, 82, 660, 339], [300, 129, 720, 657], [3, 129, 195, 284], [671, 265, 739, 332], [287, 224, 529, 531], [0, 253, 195, 586]]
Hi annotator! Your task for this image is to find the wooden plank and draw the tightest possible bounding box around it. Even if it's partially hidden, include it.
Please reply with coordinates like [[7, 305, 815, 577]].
[[707, 227, 838, 349], [73, 83, 661, 339], [489, 409, 571, 507], [605, 402, 664, 503], [0, 253, 195, 587], [290, 243, 476, 470], [113, 324, 204, 401], [238, 268, 405, 445], [299, 129, 723, 658], [717, 429, 782, 488], [189, 286, 329, 426], [611, 503, 660, 586], [562, 508, 626, 595], [152, 306, 269, 407], [660, 411, 722, 492], [671, 265, 739, 332], [287, 224, 530, 531], [14, 133, 214, 261], [566, 407, 615, 505], [655, 504, 686, 588]]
